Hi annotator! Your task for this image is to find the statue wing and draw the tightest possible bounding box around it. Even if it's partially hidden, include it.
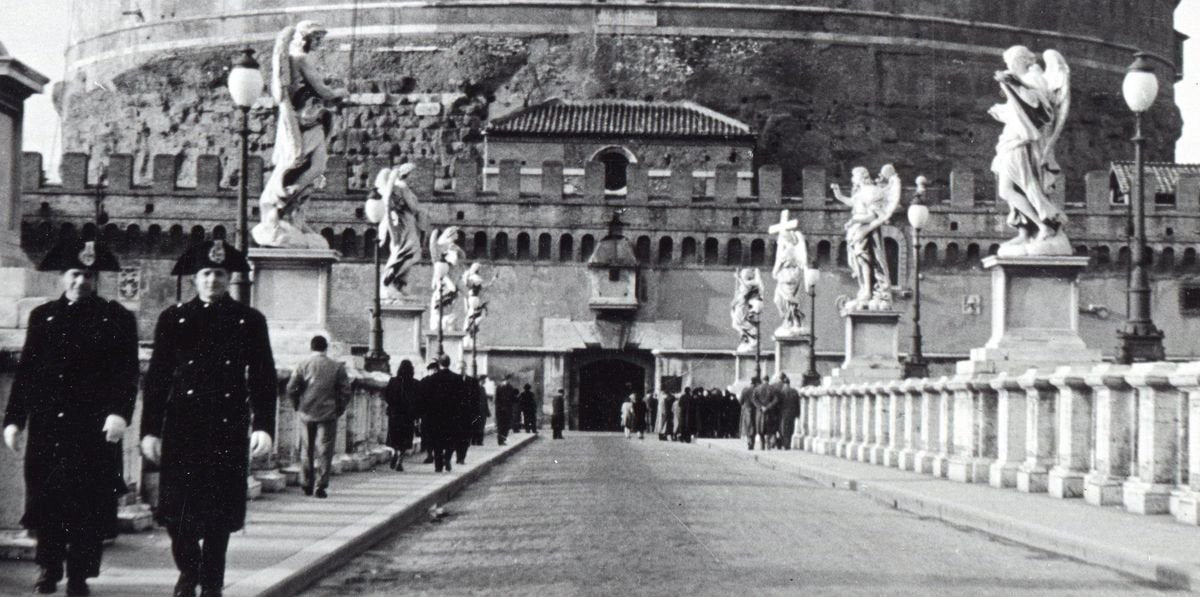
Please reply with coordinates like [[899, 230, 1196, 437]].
[[1042, 49, 1071, 155], [428, 226, 442, 262], [880, 174, 902, 222], [269, 26, 296, 104]]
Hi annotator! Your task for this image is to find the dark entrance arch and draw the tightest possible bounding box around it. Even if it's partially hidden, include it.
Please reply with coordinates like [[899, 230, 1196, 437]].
[[577, 359, 645, 431]]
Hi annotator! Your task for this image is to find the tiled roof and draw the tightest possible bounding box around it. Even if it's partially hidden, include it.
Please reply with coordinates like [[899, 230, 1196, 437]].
[[487, 98, 753, 140], [1110, 161, 1200, 195]]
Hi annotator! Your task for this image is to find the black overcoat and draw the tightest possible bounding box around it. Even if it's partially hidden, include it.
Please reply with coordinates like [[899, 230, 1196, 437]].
[[383, 375, 418, 451], [417, 369, 466, 449], [141, 296, 276, 533], [494, 383, 516, 432], [3, 295, 138, 536]]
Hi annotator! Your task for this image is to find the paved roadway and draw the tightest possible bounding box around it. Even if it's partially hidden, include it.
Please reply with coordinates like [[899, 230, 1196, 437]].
[[303, 433, 1175, 596]]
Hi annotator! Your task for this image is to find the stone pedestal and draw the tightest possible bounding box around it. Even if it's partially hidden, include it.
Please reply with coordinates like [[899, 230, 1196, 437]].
[[425, 330, 466, 371], [830, 310, 902, 383], [957, 256, 1101, 376], [248, 248, 340, 366], [381, 299, 426, 368], [734, 349, 763, 383], [774, 332, 812, 381]]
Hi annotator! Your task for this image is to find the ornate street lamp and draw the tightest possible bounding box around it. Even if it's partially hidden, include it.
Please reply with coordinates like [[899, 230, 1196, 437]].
[[363, 189, 390, 373], [1117, 52, 1165, 363], [751, 305, 762, 381], [905, 177, 931, 379], [226, 48, 263, 304], [802, 266, 821, 386]]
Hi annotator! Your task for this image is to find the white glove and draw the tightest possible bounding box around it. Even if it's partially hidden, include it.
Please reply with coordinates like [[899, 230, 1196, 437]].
[[141, 435, 162, 464], [102, 415, 128, 443], [250, 431, 273, 459], [3, 424, 22, 455]]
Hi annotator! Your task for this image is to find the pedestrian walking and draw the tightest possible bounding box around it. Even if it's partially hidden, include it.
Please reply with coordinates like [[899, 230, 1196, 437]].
[[141, 240, 276, 597], [286, 335, 350, 498], [740, 378, 760, 450], [646, 392, 658, 435], [632, 394, 648, 439], [420, 361, 438, 463], [470, 375, 490, 446], [550, 388, 566, 439], [675, 388, 696, 443], [620, 396, 635, 438], [455, 374, 481, 464], [417, 355, 467, 472], [778, 373, 800, 450], [494, 375, 516, 445], [382, 360, 418, 470], [3, 240, 138, 596], [753, 375, 782, 450], [657, 392, 675, 440], [519, 384, 538, 433]]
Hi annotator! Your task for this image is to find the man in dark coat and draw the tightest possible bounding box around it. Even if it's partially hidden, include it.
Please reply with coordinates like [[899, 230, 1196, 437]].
[[550, 388, 566, 439], [419, 361, 438, 462], [469, 376, 490, 447], [383, 360, 418, 470], [739, 378, 760, 450], [645, 392, 658, 436], [493, 375, 517, 445], [657, 392, 675, 440], [632, 394, 648, 439], [417, 354, 466, 472], [675, 388, 695, 443], [455, 374, 482, 464], [3, 240, 138, 596], [141, 240, 277, 597], [753, 375, 783, 450], [778, 373, 801, 450], [518, 384, 538, 433]]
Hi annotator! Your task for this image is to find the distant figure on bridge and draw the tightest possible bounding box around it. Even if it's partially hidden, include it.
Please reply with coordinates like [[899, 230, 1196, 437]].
[[469, 375, 490, 447], [494, 375, 517, 446], [740, 378, 761, 450], [777, 374, 800, 450], [646, 392, 658, 434], [418, 354, 467, 473], [658, 392, 676, 440], [519, 384, 538, 433], [551, 389, 566, 439], [675, 388, 696, 443], [724, 389, 741, 438], [383, 359, 418, 471], [632, 394, 648, 440], [754, 376, 782, 450], [621, 396, 635, 438], [287, 334, 350, 498]]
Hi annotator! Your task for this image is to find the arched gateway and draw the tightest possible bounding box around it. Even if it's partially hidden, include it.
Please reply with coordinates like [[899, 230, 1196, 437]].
[[571, 351, 654, 431]]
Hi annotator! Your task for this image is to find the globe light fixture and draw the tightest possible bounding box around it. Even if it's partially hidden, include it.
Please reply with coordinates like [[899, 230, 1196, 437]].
[[904, 176, 930, 379], [802, 266, 821, 386]]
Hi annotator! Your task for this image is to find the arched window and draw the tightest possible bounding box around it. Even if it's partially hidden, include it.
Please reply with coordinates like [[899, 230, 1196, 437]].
[[321, 228, 336, 248], [146, 224, 162, 253], [1159, 247, 1175, 270], [945, 242, 960, 265], [1183, 247, 1197, 269], [340, 229, 358, 257], [124, 224, 141, 253], [189, 225, 206, 245], [167, 225, 184, 251], [923, 242, 938, 266], [750, 239, 766, 266], [517, 233, 531, 260], [965, 243, 981, 264], [635, 236, 651, 264], [657, 237, 674, 264], [836, 241, 848, 267], [987, 243, 1000, 257], [492, 232, 510, 260], [704, 238, 719, 264], [884, 237, 899, 285], [681, 237, 697, 263], [1095, 246, 1112, 266], [726, 238, 743, 266], [1117, 246, 1131, 267], [559, 234, 574, 262], [1074, 245, 1089, 257], [472, 231, 488, 259], [363, 228, 378, 257], [102, 223, 120, 246], [816, 240, 831, 266], [592, 146, 636, 192], [538, 233, 553, 260], [580, 234, 595, 262]]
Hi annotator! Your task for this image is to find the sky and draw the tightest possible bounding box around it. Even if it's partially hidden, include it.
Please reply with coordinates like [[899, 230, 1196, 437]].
[[4, 3, 1200, 166]]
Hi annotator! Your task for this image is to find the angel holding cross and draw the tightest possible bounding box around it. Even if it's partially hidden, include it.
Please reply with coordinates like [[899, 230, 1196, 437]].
[[831, 165, 901, 311], [769, 209, 809, 337]]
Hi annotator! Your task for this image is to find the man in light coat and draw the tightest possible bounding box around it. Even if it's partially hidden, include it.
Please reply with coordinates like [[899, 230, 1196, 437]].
[[287, 335, 350, 498]]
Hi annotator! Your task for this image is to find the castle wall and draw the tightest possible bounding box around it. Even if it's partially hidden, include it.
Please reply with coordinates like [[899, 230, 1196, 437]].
[[56, 2, 1183, 200]]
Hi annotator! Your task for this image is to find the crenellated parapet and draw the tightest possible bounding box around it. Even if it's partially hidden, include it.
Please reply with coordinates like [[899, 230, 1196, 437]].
[[19, 152, 1200, 273]]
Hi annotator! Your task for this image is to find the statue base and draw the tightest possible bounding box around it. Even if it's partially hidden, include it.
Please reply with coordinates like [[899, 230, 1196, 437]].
[[830, 310, 902, 384], [380, 299, 426, 371], [425, 330, 466, 372], [957, 256, 1101, 376], [248, 248, 340, 367], [733, 349, 765, 384], [774, 331, 813, 382]]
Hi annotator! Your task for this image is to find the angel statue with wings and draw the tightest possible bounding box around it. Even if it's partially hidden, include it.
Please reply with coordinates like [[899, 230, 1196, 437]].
[[771, 214, 810, 338], [253, 21, 349, 248], [366, 163, 424, 299], [461, 263, 499, 350], [989, 45, 1071, 256], [731, 267, 764, 353], [429, 227, 466, 333], [832, 164, 901, 311]]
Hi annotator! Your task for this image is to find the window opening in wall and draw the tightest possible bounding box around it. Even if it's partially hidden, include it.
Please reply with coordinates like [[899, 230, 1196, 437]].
[[580, 234, 595, 262], [1181, 285, 1200, 315], [538, 234, 553, 260], [609, 268, 621, 282], [593, 147, 634, 193], [658, 237, 673, 264]]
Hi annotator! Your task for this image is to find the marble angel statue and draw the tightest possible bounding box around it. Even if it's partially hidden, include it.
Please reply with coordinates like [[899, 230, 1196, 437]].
[[253, 20, 350, 248], [461, 263, 499, 350], [731, 267, 764, 353], [989, 45, 1071, 256], [429, 227, 465, 333], [831, 165, 901, 311], [366, 163, 424, 299], [772, 221, 809, 337]]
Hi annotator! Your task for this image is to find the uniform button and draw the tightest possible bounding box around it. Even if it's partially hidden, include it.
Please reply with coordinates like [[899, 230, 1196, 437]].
[[58, 374, 63, 379], [224, 393, 231, 398], [189, 360, 195, 365], [57, 412, 64, 418], [239, 319, 245, 325], [46, 316, 54, 321], [187, 389, 194, 395], [226, 360, 232, 365], [222, 418, 228, 423], [178, 318, 186, 323]]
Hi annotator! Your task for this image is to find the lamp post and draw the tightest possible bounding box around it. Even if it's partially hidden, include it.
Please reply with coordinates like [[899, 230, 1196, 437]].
[[905, 177, 930, 379], [802, 266, 821, 387], [1117, 52, 1166, 363], [226, 48, 264, 304], [363, 190, 390, 373], [751, 307, 762, 381]]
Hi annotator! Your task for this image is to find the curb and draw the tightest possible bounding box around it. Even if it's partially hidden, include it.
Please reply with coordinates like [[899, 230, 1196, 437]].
[[701, 440, 1199, 591], [226, 434, 537, 597]]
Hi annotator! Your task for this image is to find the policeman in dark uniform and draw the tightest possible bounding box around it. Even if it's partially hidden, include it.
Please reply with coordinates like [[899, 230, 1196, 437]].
[[140, 240, 277, 597], [3, 239, 138, 596]]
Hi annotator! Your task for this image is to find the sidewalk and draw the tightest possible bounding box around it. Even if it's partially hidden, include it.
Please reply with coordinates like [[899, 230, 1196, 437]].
[[0, 434, 536, 597], [698, 438, 1200, 591]]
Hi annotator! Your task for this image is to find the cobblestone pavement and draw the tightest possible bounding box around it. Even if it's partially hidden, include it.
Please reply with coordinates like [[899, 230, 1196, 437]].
[[303, 434, 1175, 596]]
